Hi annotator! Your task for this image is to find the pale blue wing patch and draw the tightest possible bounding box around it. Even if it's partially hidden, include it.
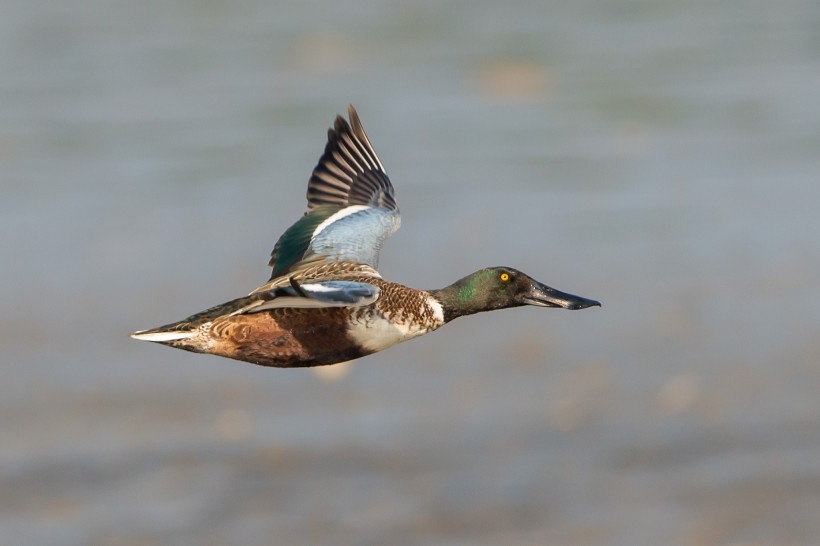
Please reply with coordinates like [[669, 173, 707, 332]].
[[242, 280, 380, 313], [307, 206, 400, 268]]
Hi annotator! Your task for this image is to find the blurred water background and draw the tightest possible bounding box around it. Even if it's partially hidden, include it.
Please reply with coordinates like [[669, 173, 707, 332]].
[[2, 0, 820, 544]]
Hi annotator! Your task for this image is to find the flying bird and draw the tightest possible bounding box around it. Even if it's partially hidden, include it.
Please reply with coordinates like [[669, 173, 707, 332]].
[[131, 106, 600, 367]]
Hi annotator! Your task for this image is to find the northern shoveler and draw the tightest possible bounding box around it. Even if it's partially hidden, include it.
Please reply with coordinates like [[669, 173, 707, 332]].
[[131, 106, 600, 368]]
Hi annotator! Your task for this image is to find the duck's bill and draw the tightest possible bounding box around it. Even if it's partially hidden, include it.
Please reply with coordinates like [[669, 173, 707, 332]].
[[521, 281, 601, 310]]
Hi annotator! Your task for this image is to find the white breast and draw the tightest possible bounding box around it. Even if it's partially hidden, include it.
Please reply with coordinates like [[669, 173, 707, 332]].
[[347, 298, 445, 354]]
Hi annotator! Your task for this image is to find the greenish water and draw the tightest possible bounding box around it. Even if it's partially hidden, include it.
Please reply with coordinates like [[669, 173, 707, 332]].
[[2, 1, 820, 544]]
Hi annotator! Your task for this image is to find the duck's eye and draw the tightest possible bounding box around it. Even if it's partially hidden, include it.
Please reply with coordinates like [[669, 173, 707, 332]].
[[499, 272, 510, 282]]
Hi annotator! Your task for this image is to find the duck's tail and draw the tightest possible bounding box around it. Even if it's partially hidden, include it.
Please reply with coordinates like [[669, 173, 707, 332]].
[[130, 294, 258, 344], [130, 329, 196, 342]]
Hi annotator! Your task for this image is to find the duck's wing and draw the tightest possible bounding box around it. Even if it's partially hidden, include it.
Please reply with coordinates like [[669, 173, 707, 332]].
[[248, 260, 383, 305], [261, 105, 400, 285], [240, 279, 380, 314]]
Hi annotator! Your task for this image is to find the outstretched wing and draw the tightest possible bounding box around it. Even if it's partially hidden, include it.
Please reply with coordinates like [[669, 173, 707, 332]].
[[264, 105, 400, 280]]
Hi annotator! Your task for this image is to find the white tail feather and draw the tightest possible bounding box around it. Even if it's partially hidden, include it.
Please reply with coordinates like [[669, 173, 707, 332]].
[[130, 330, 195, 342]]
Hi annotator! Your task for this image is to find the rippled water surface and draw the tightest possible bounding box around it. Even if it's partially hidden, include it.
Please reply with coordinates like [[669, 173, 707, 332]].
[[2, 1, 820, 544]]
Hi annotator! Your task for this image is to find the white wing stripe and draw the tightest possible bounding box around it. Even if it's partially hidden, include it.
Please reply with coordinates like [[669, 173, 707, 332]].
[[311, 205, 370, 240]]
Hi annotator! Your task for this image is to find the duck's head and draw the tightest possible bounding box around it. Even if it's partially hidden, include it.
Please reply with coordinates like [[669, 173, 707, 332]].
[[432, 267, 600, 322]]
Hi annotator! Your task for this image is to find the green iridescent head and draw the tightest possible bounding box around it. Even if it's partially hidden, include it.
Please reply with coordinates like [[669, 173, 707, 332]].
[[432, 267, 600, 322]]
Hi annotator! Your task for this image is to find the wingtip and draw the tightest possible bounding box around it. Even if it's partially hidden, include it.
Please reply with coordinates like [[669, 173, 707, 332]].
[[347, 104, 366, 136], [333, 115, 349, 134]]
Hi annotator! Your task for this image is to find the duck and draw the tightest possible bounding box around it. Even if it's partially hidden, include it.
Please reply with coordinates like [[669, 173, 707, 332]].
[[131, 106, 600, 368]]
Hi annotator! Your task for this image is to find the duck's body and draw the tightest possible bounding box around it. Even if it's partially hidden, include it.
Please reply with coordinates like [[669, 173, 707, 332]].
[[142, 264, 445, 368], [132, 106, 599, 368]]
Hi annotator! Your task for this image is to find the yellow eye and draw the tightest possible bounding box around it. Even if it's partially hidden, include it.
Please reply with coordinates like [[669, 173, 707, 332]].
[[500, 272, 510, 282]]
